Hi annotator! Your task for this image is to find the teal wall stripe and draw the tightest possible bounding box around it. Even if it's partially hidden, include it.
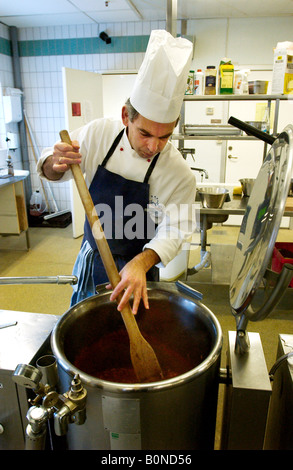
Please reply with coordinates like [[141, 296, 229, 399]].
[[0, 37, 12, 56], [16, 35, 150, 57], [1, 34, 192, 58]]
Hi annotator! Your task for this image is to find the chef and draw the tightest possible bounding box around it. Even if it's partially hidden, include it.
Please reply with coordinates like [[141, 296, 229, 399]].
[[37, 30, 196, 314]]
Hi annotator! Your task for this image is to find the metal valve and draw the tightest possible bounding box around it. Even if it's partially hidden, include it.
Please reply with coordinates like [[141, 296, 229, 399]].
[[13, 364, 43, 389], [54, 375, 87, 436], [12, 357, 87, 449], [25, 406, 50, 450]]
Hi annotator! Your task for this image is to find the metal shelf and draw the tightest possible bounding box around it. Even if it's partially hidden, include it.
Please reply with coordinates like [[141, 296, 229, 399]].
[[183, 94, 291, 101], [172, 134, 257, 141], [178, 94, 287, 144]]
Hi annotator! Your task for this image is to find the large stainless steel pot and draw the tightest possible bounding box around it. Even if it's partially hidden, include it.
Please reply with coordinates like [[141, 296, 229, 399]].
[[51, 282, 222, 450]]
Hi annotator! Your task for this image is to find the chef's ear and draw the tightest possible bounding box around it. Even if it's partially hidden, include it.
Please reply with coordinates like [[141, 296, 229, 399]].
[[121, 106, 129, 126]]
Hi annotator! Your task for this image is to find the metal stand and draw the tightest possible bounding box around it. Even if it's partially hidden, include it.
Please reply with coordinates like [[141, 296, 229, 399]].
[[220, 331, 271, 450], [264, 334, 293, 450]]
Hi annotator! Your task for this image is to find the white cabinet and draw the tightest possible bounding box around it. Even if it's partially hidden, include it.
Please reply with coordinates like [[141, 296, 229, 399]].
[[0, 178, 29, 249]]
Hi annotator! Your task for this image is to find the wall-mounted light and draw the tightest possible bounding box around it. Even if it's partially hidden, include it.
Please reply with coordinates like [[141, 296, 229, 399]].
[[99, 31, 111, 44]]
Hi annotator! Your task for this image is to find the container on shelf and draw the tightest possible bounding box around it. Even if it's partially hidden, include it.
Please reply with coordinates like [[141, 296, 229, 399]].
[[204, 66, 217, 95], [194, 69, 204, 95], [248, 80, 268, 94], [272, 41, 293, 95], [185, 70, 194, 95], [218, 58, 234, 94], [234, 69, 250, 95]]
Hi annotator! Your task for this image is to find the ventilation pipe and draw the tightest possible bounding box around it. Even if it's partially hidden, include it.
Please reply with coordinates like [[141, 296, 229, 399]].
[[9, 26, 32, 205], [166, 0, 177, 37]]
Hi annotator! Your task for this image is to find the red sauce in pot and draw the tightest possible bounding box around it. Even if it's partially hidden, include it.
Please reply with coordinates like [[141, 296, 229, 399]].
[[73, 327, 207, 383]]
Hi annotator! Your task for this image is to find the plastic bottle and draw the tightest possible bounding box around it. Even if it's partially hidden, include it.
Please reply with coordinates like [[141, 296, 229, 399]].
[[242, 70, 249, 95], [6, 155, 14, 176], [185, 70, 194, 95], [234, 69, 250, 95], [194, 69, 204, 95], [204, 66, 217, 95], [218, 58, 234, 94], [261, 107, 270, 133], [29, 190, 44, 217]]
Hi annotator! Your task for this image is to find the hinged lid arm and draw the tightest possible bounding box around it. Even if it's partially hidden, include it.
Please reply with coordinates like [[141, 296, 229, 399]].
[[244, 263, 293, 322], [234, 264, 293, 355]]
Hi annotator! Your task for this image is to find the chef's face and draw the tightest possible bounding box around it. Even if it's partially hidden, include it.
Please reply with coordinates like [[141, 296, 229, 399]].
[[122, 106, 176, 159]]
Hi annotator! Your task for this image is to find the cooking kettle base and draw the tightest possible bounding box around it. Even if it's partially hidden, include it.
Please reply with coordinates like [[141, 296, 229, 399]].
[[52, 283, 222, 450]]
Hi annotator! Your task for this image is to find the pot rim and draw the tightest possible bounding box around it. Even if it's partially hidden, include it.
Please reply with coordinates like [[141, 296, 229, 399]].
[[51, 283, 223, 393]]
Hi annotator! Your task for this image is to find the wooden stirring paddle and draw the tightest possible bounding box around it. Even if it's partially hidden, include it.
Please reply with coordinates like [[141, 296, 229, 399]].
[[59, 130, 163, 383]]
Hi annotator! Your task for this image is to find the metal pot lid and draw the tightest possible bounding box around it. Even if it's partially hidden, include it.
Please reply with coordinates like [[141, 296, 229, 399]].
[[229, 124, 293, 320]]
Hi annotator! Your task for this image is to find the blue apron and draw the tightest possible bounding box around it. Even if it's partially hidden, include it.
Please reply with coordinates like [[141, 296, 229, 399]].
[[71, 128, 159, 305]]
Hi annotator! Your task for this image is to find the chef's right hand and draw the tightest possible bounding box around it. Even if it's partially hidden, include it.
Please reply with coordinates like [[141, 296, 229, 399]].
[[42, 140, 82, 180]]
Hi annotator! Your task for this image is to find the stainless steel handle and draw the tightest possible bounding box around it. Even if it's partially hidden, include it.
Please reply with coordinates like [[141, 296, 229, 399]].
[[0, 275, 78, 285], [175, 280, 203, 301]]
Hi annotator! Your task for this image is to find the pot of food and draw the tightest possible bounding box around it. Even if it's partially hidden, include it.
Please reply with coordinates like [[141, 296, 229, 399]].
[[51, 282, 222, 450]]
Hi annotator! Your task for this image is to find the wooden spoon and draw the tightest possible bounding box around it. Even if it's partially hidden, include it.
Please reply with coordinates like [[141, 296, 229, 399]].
[[59, 130, 163, 383]]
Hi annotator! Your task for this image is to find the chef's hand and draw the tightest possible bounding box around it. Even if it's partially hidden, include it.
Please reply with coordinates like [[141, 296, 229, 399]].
[[107, 249, 160, 315], [42, 140, 82, 180]]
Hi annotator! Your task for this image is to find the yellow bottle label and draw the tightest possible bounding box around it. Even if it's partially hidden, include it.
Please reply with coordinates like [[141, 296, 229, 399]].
[[219, 64, 234, 90], [284, 73, 293, 94]]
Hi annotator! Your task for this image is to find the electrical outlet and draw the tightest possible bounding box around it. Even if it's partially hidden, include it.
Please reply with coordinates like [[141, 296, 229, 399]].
[[206, 107, 214, 115]]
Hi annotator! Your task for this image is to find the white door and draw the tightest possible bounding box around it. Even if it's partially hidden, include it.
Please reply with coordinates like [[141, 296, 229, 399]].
[[225, 139, 265, 183], [102, 73, 137, 119], [224, 91, 271, 225], [62, 67, 103, 238]]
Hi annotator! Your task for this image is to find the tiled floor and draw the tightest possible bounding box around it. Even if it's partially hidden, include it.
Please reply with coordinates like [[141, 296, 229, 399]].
[[0, 224, 81, 314]]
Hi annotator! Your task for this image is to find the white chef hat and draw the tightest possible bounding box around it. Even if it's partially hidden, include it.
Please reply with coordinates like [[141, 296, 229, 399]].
[[130, 30, 193, 123]]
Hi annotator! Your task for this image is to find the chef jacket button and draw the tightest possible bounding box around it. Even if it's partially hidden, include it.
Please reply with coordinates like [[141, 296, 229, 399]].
[[120, 147, 124, 151], [147, 159, 151, 162]]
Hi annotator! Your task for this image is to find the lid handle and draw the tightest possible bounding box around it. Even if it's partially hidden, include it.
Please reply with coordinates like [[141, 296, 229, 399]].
[[228, 116, 276, 145]]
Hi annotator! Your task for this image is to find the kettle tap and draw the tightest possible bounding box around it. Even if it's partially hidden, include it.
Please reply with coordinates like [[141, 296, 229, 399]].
[[13, 359, 87, 449], [54, 375, 87, 436]]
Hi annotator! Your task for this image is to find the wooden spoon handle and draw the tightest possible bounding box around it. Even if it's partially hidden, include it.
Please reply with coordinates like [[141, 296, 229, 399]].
[[60, 130, 128, 299], [59, 130, 162, 382]]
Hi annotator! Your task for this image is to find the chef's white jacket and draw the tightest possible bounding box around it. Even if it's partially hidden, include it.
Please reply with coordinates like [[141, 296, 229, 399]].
[[37, 118, 197, 268]]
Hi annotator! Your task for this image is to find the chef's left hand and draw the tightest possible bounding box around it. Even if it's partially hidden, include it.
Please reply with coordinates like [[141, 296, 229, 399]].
[[107, 249, 160, 315]]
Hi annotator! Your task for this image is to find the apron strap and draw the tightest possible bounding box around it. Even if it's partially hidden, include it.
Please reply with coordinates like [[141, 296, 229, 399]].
[[143, 152, 160, 183], [101, 128, 125, 167], [101, 127, 160, 183]]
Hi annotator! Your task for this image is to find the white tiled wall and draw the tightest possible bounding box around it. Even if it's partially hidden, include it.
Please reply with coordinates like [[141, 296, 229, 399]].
[[0, 23, 17, 168], [6, 20, 165, 212]]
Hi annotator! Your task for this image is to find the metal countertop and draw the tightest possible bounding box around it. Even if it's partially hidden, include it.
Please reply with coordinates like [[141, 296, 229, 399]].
[[0, 310, 59, 371], [0, 170, 29, 189], [200, 195, 293, 217]]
